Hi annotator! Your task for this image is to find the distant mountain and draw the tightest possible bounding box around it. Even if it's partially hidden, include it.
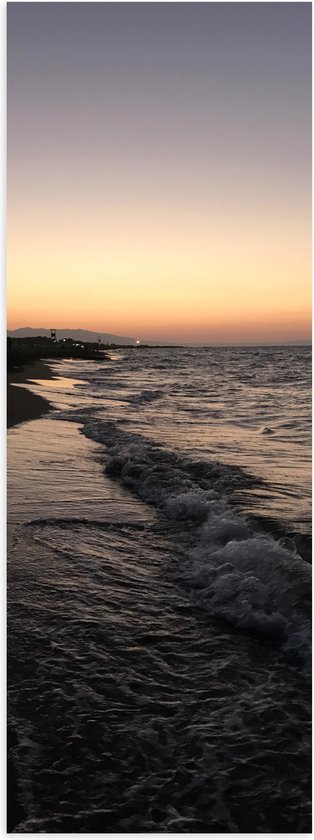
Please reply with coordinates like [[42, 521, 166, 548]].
[[7, 327, 136, 345], [7, 328, 310, 348]]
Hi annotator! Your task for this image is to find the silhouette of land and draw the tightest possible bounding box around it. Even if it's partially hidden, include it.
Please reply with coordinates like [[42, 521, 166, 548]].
[[8, 326, 137, 345], [7, 359, 56, 428], [7, 336, 111, 428], [7, 335, 109, 370]]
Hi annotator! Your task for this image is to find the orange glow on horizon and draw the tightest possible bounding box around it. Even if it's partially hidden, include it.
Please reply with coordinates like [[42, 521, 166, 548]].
[[7, 198, 311, 343], [7, 3, 311, 345]]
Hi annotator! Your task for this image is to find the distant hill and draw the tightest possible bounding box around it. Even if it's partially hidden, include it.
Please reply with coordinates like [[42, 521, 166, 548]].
[[7, 327, 136, 345]]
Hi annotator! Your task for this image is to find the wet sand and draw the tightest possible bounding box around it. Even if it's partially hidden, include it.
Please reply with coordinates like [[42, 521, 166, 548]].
[[7, 360, 56, 428], [7, 360, 56, 829]]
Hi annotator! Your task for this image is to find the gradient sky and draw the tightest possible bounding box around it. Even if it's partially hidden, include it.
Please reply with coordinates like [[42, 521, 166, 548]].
[[7, 2, 311, 343]]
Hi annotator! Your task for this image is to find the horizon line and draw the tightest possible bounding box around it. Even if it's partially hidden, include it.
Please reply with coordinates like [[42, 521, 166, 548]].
[[7, 327, 312, 348]]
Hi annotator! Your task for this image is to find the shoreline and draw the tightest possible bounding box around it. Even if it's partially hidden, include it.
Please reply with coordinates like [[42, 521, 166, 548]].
[[7, 358, 58, 829], [7, 360, 57, 429]]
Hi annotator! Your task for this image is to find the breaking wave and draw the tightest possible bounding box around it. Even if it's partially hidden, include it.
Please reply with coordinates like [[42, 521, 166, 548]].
[[56, 411, 311, 663], [8, 347, 312, 833]]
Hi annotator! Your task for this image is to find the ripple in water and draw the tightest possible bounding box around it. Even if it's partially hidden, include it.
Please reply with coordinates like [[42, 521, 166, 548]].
[[8, 513, 311, 832], [7, 346, 311, 832]]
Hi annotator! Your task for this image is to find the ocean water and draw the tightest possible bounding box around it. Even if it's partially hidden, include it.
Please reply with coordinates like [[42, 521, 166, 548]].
[[7, 345, 311, 832]]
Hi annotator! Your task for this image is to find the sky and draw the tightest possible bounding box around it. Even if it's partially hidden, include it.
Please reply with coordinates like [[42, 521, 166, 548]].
[[7, 2, 312, 344]]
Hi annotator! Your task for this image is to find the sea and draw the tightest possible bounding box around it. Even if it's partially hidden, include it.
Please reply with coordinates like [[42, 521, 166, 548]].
[[7, 345, 312, 833]]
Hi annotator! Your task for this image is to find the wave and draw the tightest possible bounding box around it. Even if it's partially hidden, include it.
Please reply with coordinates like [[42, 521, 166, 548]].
[[9, 513, 311, 832], [260, 425, 275, 435], [55, 411, 311, 660], [188, 530, 311, 659], [128, 388, 165, 406]]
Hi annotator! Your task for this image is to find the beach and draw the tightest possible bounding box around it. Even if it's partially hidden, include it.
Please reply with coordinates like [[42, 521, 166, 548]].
[[7, 361, 53, 830], [7, 359, 54, 831], [7, 360, 54, 428], [6, 346, 311, 832], [6, 1, 311, 831]]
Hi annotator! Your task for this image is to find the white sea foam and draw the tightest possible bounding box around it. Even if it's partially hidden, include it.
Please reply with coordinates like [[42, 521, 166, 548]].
[[188, 533, 311, 644], [54, 411, 311, 658], [9, 348, 312, 833]]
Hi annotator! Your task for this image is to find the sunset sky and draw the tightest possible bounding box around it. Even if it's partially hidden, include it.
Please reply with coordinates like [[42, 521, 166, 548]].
[[7, 2, 311, 344]]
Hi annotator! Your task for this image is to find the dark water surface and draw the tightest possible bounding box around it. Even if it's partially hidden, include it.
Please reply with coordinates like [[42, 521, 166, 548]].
[[7, 346, 311, 832]]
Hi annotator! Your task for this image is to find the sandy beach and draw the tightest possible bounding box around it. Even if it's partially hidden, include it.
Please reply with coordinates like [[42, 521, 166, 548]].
[[7, 360, 55, 428], [6, 346, 311, 832]]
